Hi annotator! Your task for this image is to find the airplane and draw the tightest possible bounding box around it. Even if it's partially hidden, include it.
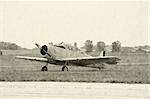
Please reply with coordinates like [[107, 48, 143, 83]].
[[16, 43, 121, 71]]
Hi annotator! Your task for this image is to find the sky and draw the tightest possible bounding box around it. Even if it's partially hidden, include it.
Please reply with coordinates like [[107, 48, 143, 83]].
[[0, 0, 149, 48]]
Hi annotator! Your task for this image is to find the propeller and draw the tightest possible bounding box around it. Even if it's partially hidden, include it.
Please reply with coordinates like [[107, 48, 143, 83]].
[[35, 43, 51, 57], [35, 43, 40, 48]]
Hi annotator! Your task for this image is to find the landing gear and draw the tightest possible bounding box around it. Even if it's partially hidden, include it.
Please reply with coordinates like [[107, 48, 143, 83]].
[[41, 63, 48, 71], [41, 66, 48, 71], [98, 64, 105, 70], [61, 61, 69, 71], [62, 66, 69, 71], [98, 67, 104, 70]]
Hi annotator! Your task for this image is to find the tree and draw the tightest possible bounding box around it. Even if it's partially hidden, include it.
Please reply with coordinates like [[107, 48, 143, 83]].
[[112, 40, 121, 52], [96, 41, 105, 52], [73, 42, 79, 51], [84, 40, 93, 52], [49, 42, 53, 45], [0, 42, 21, 50]]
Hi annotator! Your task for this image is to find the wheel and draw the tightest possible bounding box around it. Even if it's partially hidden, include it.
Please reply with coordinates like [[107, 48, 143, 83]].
[[62, 66, 69, 71], [41, 66, 48, 71], [98, 67, 104, 70]]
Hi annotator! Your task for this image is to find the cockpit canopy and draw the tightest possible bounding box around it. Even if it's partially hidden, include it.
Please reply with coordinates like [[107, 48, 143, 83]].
[[55, 45, 66, 49], [54, 42, 74, 50]]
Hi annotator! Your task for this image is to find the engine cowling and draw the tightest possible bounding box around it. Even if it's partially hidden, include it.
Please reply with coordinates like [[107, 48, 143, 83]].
[[40, 45, 48, 55]]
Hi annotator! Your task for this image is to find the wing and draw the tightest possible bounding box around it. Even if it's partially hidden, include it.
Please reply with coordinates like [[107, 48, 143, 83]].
[[16, 56, 48, 62], [57, 56, 119, 61], [56, 56, 120, 65]]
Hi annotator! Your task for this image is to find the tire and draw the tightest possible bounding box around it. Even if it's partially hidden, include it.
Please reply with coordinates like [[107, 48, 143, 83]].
[[98, 67, 104, 70], [62, 66, 69, 71], [41, 66, 48, 71]]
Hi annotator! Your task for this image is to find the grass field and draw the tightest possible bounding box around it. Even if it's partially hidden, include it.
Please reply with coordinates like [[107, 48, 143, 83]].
[[0, 50, 149, 83]]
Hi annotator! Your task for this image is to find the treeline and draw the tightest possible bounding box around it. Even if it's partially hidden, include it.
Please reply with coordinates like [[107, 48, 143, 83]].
[[1, 41, 149, 53], [79, 40, 149, 53], [0, 41, 22, 50], [83, 40, 121, 53], [49, 40, 122, 53]]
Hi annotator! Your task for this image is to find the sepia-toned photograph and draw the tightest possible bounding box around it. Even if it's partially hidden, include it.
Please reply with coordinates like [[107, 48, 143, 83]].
[[0, 0, 149, 98]]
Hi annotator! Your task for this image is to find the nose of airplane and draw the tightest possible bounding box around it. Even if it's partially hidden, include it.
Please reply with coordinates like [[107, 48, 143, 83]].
[[40, 45, 48, 55]]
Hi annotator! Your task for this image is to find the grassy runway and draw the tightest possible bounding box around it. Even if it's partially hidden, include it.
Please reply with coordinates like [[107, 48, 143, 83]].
[[0, 50, 149, 83]]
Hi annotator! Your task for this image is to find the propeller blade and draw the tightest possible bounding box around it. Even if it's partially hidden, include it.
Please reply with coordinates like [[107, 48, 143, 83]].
[[35, 43, 51, 57], [35, 43, 40, 48]]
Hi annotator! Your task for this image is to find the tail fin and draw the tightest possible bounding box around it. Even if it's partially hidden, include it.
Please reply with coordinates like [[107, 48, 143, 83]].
[[99, 51, 105, 57]]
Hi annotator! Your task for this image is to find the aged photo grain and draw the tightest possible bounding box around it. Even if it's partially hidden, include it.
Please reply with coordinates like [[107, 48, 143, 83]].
[[0, 0, 149, 99]]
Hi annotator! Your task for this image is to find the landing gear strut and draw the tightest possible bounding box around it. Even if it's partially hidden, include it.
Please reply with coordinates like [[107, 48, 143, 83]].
[[41, 63, 48, 71], [41, 66, 48, 71], [62, 61, 69, 71], [62, 66, 69, 71]]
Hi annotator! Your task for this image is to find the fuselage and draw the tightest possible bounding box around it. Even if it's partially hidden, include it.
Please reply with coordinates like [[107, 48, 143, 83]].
[[40, 44, 120, 67], [47, 45, 90, 59]]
